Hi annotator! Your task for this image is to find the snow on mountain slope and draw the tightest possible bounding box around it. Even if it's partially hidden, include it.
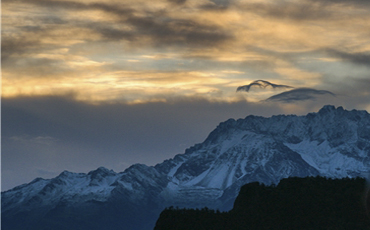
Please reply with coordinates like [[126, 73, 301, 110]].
[[285, 140, 369, 177], [2, 105, 370, 230], [1, 167, 121, 214]]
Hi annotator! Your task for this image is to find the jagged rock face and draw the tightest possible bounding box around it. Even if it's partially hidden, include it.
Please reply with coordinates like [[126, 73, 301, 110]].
[[2, 105, 370, 230]]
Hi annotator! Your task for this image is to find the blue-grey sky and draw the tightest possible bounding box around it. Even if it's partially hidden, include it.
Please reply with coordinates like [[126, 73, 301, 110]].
[[2, 0, 370, 191]]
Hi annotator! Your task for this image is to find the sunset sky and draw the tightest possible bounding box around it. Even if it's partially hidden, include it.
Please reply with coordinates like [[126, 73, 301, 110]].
[[2, 0, 370, 191]]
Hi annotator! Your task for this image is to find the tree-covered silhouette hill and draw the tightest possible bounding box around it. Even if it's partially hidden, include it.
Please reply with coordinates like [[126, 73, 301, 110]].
[[154, 176, 370, 230]]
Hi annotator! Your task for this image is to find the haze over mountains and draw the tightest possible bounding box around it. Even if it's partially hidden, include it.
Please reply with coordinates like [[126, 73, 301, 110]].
[[2, 105, 370, 230]]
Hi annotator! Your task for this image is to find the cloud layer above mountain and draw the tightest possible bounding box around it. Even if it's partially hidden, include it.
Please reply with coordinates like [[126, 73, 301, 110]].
[[236, 80, 335, 103], [265, 88, 336, 103]]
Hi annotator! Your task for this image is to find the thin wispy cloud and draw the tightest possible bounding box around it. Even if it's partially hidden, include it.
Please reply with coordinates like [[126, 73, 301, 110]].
[[236, 80, 294, 92], [305, 0, 370, 7]]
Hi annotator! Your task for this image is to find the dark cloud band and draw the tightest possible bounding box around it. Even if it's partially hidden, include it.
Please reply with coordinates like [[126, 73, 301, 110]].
[[326, 50, 370, 67], [265, 88, 336, 103], [4, 0, 233, 48]]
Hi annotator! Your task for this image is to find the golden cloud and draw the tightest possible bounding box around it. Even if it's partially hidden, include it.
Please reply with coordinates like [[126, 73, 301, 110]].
[[2, 0, 370, 104]]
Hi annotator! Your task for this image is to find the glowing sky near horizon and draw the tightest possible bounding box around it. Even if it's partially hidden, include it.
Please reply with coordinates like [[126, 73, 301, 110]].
[[2, 0, 370, 191]]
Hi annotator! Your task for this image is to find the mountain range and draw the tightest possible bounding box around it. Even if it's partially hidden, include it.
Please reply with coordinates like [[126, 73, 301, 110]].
[[2, 105, 370, 230]]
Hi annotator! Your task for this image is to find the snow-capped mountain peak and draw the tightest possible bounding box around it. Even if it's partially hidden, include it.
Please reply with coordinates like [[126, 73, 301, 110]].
[[2, 105, 370, 230]]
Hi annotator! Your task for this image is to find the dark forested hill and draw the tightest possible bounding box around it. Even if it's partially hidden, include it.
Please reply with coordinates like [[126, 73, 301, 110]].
[[154, 177, 370, 230]]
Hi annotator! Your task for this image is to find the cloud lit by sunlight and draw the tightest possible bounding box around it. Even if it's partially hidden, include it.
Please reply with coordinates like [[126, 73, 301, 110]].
[[2, 0, 370, 107]]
